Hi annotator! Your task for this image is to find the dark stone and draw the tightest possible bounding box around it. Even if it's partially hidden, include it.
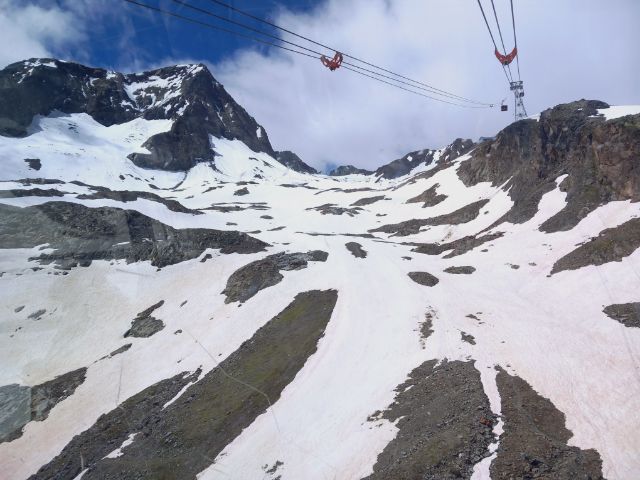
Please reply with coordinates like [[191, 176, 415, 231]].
[[461, 331, 476, 345], [413, 232, 504, 258], [371, 200, 489, 236], [0, 201, 268, 269], [458, 100, 640, 232], [108, 344, 132, 357], [27, 309, 46, 320], [24, 158, 41, 170], [234, 187, 249, 196], [408, 271, 439, 286], [350, 195, 386, 206], [551, 218, 640, 274], [307, 203, 363, 216], [443, 266, 476, 274], [260, 215, 273, 219], [491, 368, 604, 479], [406, 183, 447, 207], [364, 360, 496, 480], [14, 306, 24, 313], [603, 302, 640, 328], [275, 150, 318, 174], [329, 165, 373, 176], [124, 300, 165, 338], [0, 188, 65, 198], [222, 251, 328, 303], [76, 187, 200, 215], [345, 241, 367, 258], [44, 290, 338, 480], [0, 367, 87, 443]]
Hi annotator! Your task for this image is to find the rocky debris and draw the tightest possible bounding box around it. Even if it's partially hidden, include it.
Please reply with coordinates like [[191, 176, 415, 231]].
[[306, 203, 363, 216], [375, 148, 439, 179], [375, 139, 474, 180], [124, 300, 165, 338], [551, 218, 640, 274], [406, 183, 447, 207], [0, 367, 87, 443], [203, 202, 269, 212], [24, 158, 41, 170], [108, 344, 132, 358], [0, 59, 274, 170], [76, 187, 200, 215], [419, 310, 435, 348], [275, 150, 318, 174], [14, 306, 24, 313], [7, 178, 64, 186], [329, 165, 373, 176], [603, 302, 640, 328], [260, 215, 273, 219], [29, 369, 201, 480], [350, 195, 386, 206], [27, 309, 46, 320], [48, 290, 338, 480], [268, 226, 286, 231], [491, 368, 604, 479], [364, 359, 496, 480], [461, 331, 476, 345], [458, 100, 640, 232], [444, 266, 476, 274], [222, 251, 328, 303], [408, 271, 440, 287], [371, 200, 489, 236], [345, 242, 367, 258], [0, 188, 65, 198], [0, 202, 267, 269], [234, 187, 249, 196], [264, 460, 284, 475], [413, 232, 504, 258]]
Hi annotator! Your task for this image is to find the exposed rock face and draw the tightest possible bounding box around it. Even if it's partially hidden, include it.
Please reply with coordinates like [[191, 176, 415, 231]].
[[0, 59, 274, 170], [603, 302, 640, 328], [0, 367, 87, 443], [551, 218, 640, 274], [0, 202, 267, 268], [408, 271, 440, 286], [375, 139, 474, 180], [307, 203, 363, 216], [491, 368, 604, 479], [371, 199, 489, 236], [24, 158, 41, 170], [406, 183, 447, 207], [444, 265, 476, 274], [351, 195, 386, 206], [76, 186, 200, 214], [124, 300, 165, 338], [329, 165, 373, 176], [458, 100, 640, 231], [33, 290, 338, 480], [413, 232, 504, 258], [364, 360, 496, 480], [345, 242, 367, 258], [0, 188, 65, 198], [275, 150, 318, 174], [222, 251, 328, 303]]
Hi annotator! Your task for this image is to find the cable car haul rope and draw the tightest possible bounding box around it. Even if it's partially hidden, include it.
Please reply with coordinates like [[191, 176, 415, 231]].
[[122, 0, 499, 109]]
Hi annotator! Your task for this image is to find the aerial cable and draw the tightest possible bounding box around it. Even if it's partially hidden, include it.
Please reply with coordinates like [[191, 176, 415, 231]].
[[475, 0, 512, 86], [203, 0, 493, 106], [170, 0, 492, 104], [490, 0, 514, 83], [122, 0, 493, 108], [510, 0, 521, 81]]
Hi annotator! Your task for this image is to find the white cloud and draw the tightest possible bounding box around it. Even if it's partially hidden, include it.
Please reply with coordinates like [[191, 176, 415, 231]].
[[214, 0, 640, 171], [0, 0, 87, 67]]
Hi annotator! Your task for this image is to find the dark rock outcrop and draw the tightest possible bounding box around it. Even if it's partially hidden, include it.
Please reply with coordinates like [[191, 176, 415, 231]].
[[307, 203, 363, 216], [0, 201, 267, 269], [34, 290, 337, 480], [275, 151, 318, 174], [0, 59, 274, 171], [458, 100, 640, 232], [124, 300, 165, 338], [222, 251, 328, 303], [444, 265, 476, 274], [551, 218, 640, 274], [351, 195, 386, 206], [0, 367, 87, 443], [76, 187, 200, 214], [329, 165, 373, 176], [408, 271, 440, 286], [603, 302, 640, 328], [406, 183, 447, 207], [413, 232, 504, 258], [345, 242, 367, 258], [364, 360, 496, 479], [491, 368, 604, 479]]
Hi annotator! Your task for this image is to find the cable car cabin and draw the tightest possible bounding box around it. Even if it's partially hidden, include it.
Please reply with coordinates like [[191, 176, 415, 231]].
[[501, 104, 508, 111]]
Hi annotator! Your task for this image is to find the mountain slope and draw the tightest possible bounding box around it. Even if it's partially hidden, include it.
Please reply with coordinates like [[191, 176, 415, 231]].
[[1, 59, 640, 480]]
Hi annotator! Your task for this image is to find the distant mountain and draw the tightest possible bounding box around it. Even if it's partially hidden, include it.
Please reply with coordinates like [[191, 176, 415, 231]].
[[329, 164, 374, 176], [275, 151, 318, 174], [0, 58, 274, 171]]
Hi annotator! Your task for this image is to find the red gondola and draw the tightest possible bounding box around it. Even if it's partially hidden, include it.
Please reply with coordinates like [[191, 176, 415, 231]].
[[495, 46, 517, 66], [321, 52, 343, 71]]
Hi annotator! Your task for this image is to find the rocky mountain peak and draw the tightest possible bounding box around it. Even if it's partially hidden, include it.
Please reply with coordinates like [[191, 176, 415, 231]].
[[0, 58, 274, 171]]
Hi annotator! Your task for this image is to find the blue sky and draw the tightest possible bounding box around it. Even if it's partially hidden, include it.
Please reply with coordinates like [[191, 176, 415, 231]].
[[1, 0, 639, 171]]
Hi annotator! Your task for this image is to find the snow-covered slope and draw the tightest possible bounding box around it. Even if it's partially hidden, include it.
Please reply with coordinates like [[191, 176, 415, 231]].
[[1, 60, 640, 480]]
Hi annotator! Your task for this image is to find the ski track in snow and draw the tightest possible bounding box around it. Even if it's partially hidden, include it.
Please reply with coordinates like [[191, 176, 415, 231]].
[[1, 113, 640, 479]]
